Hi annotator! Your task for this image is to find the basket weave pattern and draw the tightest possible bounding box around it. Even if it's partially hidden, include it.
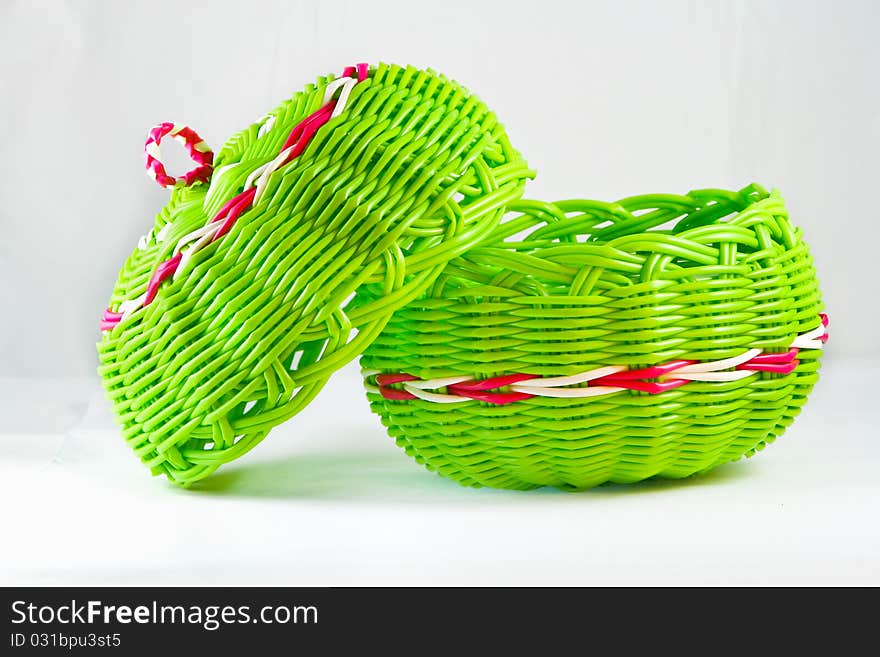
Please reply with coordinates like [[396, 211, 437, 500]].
[[362, 185, 823, 490], [97, 63, 532, 485]]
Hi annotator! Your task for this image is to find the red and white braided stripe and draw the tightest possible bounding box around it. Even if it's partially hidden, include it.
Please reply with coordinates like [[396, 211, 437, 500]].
[[101, 63, 369, 332], [364, 314, 829, 405]]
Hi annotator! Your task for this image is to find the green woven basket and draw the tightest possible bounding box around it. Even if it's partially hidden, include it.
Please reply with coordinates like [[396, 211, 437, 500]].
[[361, 185, 825, 490], [97, 63, 532, 485]]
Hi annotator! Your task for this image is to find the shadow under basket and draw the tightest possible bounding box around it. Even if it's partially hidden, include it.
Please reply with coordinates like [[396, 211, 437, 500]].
[[360, 184, 826, 491]]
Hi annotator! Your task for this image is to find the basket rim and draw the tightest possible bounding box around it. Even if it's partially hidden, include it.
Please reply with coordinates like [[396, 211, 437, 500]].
[[480, 182, 782, 253]]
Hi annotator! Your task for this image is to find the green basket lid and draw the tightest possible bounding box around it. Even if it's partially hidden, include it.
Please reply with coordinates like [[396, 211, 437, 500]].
[[97, 62, 533, 485]]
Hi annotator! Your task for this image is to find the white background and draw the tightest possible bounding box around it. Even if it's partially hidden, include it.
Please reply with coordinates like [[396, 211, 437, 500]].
[[0, 0, 878, 585]]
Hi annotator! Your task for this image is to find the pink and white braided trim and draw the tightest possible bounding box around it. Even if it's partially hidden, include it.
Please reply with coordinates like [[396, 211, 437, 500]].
[[144, 123, 214, 188], [364, 314, 829, 405], [101, 63, 370, 333]]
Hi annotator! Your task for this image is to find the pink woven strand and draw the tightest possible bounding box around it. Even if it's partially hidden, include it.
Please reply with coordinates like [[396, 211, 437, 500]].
[[375, 374, 420, 385], [449, 373, 535, 391], [745, 348, 799, 364], [100, 310, 124, 332], [143, 253, 183, 306], [342, 63, 369, 82], [447, 389, 535, 405], [737, 360, 799, 374], [210, 187, 258, 241]]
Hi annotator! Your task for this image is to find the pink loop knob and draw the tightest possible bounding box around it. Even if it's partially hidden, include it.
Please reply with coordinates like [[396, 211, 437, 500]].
[[144, 122, 214, 188]]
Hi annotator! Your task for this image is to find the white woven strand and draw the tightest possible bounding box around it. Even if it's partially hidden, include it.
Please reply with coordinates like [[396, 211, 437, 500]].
[[257, 114, 276, 138], [405, 375, 473, 390], [791, 323, 827, 349], [175, 223, 224, 280], [329, 77, 359, 119], [675, 349, 762, 374], [515, 365, 627, 388], [510, 384, 627, 398], [674, 369, 756, 382], [119, 292, 148, 322], [403, 385, 471, 404], [251, 145, 296, 205]]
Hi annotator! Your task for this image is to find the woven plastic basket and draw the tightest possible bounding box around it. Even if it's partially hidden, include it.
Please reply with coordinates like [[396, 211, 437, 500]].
[[361, 184, 826, 490], [97, 63, 532, 485]]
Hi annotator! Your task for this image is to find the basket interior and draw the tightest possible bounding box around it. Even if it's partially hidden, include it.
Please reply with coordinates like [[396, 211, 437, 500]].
[[433, 183, 795, 297]]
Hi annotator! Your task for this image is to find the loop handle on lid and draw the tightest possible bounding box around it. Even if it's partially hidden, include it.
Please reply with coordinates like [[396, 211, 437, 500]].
[[144, 122, 214, 188]]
